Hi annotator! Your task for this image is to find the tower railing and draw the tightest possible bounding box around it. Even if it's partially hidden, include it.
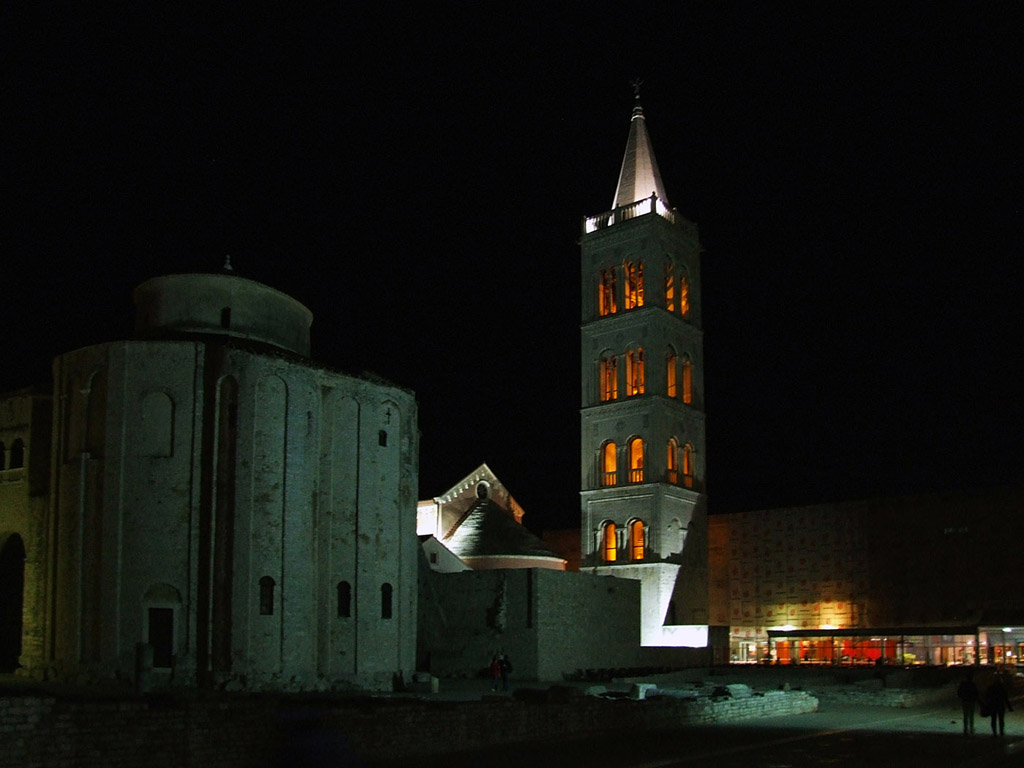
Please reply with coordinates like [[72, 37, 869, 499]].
[[583, 193, 675, 234]]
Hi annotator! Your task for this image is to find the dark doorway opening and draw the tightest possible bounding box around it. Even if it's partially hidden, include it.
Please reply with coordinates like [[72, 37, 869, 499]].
[[0, 534, 26, 672], [148, 607, 174, 668]]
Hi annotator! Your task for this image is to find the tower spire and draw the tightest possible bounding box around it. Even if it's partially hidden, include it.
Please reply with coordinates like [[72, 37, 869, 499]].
[[611, 81, 670, 209]]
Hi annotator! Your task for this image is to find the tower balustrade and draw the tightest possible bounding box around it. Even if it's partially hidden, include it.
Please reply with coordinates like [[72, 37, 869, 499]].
[[583, 193, 675, 234]]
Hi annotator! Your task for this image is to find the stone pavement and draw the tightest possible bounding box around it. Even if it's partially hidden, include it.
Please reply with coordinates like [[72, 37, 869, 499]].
[[392, 695, 1024, 767], [379, 671, 1024, 767]]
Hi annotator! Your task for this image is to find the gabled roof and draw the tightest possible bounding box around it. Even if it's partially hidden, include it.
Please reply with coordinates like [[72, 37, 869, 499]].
[[612, 96, 670, 209], [444, 500, 562, 560]]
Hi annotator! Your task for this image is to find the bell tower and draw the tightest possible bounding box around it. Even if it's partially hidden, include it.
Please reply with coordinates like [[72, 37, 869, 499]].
[[579, 90, 708, 643]]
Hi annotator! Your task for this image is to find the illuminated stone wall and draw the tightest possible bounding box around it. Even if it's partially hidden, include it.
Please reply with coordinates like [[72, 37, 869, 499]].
[[419, 567, 653, 679], [0, 272, 421, 692], [578, 202, 709, 646], [47, 336, 418, 691], [709, 505, 872, 657], [0, 390, 51, 674], [709, 488, 1024, 660]]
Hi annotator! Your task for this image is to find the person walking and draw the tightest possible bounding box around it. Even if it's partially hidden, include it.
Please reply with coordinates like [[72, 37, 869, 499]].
[[499, 654, 512, 691], [985, 673, 1014, 736], [957, 671, 979, 735], [489, 655, 501, 691]]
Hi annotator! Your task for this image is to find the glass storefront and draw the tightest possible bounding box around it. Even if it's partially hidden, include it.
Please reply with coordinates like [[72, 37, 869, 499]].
[[729, 626, 1024, 667]]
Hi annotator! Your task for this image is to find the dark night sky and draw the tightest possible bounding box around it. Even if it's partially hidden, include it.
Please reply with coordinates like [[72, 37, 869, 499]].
[[3, 5, 1022, 531]]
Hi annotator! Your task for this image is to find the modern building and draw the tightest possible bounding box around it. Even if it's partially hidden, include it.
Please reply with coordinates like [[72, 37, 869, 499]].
[[2, 269, 419, 691], [709, 486, 1024, 666], [578, 91, 710, 646]]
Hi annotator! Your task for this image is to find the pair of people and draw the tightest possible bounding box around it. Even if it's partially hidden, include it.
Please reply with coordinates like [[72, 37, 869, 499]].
[[958, 672, 1013, 736], [489, 654, 512, 691]]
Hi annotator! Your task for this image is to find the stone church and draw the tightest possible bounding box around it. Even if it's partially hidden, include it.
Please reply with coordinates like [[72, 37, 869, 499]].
[[413, 95, 714, 676], [1, 270, 418, 691], [0, 96, 716, 688]]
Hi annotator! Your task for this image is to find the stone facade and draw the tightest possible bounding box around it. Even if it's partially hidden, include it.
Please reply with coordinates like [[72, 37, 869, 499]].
[[578, 100, 709, 643], [0, 389, 51, 674], [418, 565, 709, 681], [708, 487, 1024, 663], [2, 271, 419, 691]]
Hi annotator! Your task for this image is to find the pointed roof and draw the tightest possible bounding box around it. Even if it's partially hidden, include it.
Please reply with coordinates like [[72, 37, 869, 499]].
[[612, 95, 670, 209], [443, 500, 563, 561]]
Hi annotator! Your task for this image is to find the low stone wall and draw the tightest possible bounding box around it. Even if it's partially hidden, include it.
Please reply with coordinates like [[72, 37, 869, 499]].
[[0, 686, 819, 767], [646, 688, 819, 724], [811, 686, 953, 708]]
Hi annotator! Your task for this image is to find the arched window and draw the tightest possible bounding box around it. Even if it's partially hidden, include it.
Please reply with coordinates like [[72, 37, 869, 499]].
[[8, 439, 24, 470], [601, 442, 617, 487], [629, 519, 645, 561], [626, 348, 645, 396], [141, 391, 174, 457], [624, 261, 644, 309], [337, 581, 352, 618], [666, 350, 678, 398], [381, 583, 393, 620], [667, 438, 679, 484], [259, 576, 275, 616], [679, 273, 690, 317], [665, 263, 676, 312], [599, 353, 618, 402], [682, 443, 694, 488], [681, 357, 693, 404], [629, 437, 644, 483], [599, 268, 618, 316], [602, 522, 617, 562]]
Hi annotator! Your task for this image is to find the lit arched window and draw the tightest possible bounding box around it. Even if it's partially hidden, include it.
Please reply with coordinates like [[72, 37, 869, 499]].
[[259, 576, 275, 616], [681, 357, 693, 404], [8, 439, 24, 470], [599, 268, 618, 316], [665, 263, 675, 312], [679, 273, 690, 317], [666, 350, 678, 398], [629, 519, 645, 560], [602, 522, 617, 562], [624, 261, 644, 309], [601, 442, 617, 487], [682, 443, 694, 488], [381, 583, 393, 619], [337, 581, 352, 618], [629, 437, 644, 483], [626, 348, 645, 396], [667, 438, 679, 484], [599, 354, 618, 402]]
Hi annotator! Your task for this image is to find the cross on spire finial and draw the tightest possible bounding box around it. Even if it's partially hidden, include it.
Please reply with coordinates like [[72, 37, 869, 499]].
[[630, 78, 644, 100]]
